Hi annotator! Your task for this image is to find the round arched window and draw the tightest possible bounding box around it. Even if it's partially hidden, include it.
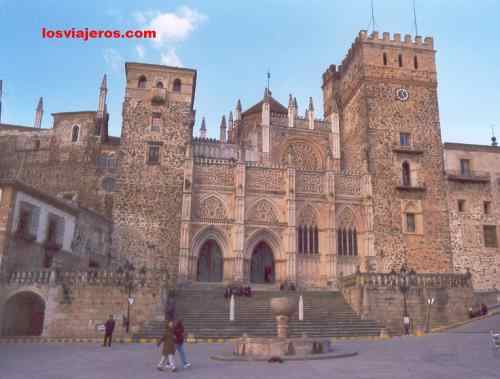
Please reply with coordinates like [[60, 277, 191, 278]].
[[71, 125, 80, 142]]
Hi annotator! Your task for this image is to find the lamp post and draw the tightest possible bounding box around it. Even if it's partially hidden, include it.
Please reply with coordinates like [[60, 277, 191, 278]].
[[117, 261, 147, 334], [398, 264, 416, 334], [398, 264, 410, 318], [426, 297, 435, 333]]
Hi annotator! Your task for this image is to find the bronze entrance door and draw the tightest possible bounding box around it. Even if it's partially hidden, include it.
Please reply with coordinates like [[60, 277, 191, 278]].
[[197, 240, 223, 282], [250, 242, 275, 284]]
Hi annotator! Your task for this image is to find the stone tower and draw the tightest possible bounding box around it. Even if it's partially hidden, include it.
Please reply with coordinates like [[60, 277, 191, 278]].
[[322, 31, 452, 272], [112, 63, 196, 278]]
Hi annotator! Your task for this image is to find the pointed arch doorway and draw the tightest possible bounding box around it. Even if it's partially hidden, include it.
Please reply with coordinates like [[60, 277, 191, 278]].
[[250, 241, 275, 284], [197, 239, 223, 282]]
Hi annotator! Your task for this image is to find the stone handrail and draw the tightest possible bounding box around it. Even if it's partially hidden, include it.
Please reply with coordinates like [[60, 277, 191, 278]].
[[6, 269, 170, 288], [340, 272, 472, 290], [7, 270, 52, 285]]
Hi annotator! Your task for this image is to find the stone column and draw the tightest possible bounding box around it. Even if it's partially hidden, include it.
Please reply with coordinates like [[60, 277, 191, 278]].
[[362, 174, 375, 272], [233, 158, 246, 282], [286, 166, 297, 283], [325, 171, 337, 285], [178, 145, 193, 282], [276, 315, 289, 338]]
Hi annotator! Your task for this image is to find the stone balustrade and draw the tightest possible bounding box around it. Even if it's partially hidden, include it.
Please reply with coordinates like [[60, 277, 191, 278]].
[[7, 270, 52, 285], [341, 271, 472, 290], [6, 269, 170, 288]]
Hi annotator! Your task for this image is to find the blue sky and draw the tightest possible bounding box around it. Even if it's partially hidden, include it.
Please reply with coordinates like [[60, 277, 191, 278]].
[[0, 0, 499, 144]]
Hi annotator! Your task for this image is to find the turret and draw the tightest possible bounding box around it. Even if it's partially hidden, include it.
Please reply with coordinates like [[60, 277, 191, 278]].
[[262, 89, 270, 127], [96, 74, 108, 138], [234, 99, 242, 122], [98, 74, 107, 117], [200, 117, 207, 139], [330, 99, 340, 159], [308, 97, 315, 130], [288, 94, 297, 128], [34, 97, 43, 129], [228, 111, 233, 130], [261, 89, 271, 160], [219, 115, 227, 142]]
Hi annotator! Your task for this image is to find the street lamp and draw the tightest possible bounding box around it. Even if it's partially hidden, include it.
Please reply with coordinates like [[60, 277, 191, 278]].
[[398, 264, 410, 318], [426, 297, 435, 333], [117, 261, 147, 334], [398, 264, 416, 334]]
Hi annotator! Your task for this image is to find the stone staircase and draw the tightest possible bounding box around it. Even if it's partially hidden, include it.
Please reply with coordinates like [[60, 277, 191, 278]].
[[136, 286, 381, 339]]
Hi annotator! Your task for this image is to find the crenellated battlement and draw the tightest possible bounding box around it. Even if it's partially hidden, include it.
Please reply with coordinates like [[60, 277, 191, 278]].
[[323, 30, 435, 83]]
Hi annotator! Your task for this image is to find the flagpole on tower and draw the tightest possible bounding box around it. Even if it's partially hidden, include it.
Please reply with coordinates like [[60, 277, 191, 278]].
[[368, 0, 377, 33], [266, 70, 271, 92], [412, 0, 419, 36]]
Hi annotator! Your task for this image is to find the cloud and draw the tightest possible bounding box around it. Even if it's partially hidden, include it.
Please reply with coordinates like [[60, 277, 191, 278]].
[[133, 6, 206, 67], [160, 48, 182, 67], [103, 48, 123, 72], [136, 45, 146, 59], [136, 6, 206, 46]]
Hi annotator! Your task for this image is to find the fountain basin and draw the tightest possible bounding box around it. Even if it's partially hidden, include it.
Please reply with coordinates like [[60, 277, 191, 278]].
[[270, 296, 298, 318]]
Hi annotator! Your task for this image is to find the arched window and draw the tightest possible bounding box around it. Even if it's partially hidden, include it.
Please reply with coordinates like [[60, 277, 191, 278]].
[[383, 52, 388, 66], [402, 161, 411, 187], [156, 81, 164, 89], [71, 125, 80, 142], [172, 78, 182, 92], [398, 54, 403, 67], [414, 55, 418, 70], [138, 75, 147, 88], [337, 228, 358, 256], [297, 224, 319, 254]]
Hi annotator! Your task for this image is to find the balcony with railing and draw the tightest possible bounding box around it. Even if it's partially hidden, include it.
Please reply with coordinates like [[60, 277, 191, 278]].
[[151, 88, 167, 105], [446, 169, 491, 183]]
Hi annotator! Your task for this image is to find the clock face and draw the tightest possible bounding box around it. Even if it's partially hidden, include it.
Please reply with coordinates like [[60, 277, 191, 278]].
[[396, 88, 410, 102]]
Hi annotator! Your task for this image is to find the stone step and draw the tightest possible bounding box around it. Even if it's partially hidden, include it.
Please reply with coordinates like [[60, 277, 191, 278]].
[[135, 289, 382, 339]]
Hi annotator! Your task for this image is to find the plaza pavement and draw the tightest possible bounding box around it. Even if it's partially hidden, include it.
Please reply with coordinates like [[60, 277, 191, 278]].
[[1, 315, 499, 379]]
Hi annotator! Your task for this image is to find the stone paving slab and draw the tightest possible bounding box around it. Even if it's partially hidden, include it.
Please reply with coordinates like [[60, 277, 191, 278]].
[[1, 316, 500, 379]]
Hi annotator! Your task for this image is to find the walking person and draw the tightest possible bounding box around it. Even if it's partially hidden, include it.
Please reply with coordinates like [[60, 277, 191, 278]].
[[157, 321, 176, 372], [174, 320, 191, 369], [102, 315, 115, 347]]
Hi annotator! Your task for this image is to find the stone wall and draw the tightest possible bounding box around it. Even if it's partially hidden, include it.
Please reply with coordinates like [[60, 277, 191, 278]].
[[0, 270, 165, 338], [0, 114, 119, 219], [341, 272, 473, 335], [323, 31, 452, 274], [112, 63, 196, 283], [444, 146, 500, 290]]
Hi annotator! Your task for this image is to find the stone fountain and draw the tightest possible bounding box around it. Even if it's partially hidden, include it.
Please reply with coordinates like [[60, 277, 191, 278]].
[[212, 295, 357, 361]]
